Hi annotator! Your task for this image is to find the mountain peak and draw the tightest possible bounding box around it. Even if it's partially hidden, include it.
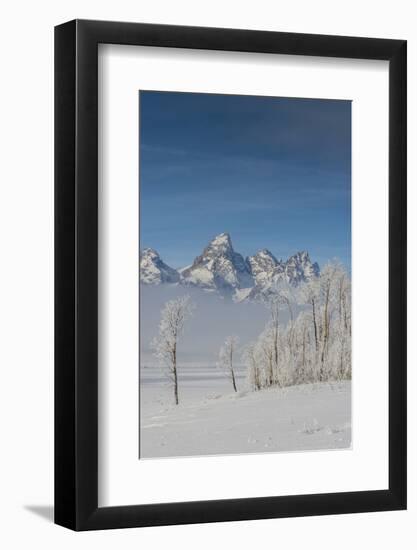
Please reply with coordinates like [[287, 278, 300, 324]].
[[207, 232, 233, 251], [285, 250, 319, 284], [140, 247, 179, 285], [181, 232, 253, 293], [141, 247, 159, 260], [254, 248, 279, 261], [288, 250, 309, 262], [140, 234, 320, 298], [213, 231, 231, 241], [247, 249, 280, 288]]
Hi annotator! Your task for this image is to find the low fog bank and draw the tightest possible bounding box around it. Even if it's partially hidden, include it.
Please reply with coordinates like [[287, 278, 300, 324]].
[[140, 284, 292, 367]]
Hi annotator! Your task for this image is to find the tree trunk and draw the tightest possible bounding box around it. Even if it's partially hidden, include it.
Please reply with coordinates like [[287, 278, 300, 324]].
[[312, 298, 319, 352], [285, 299, 294, 351], [229, 345, 237, 392], [273, 321, 279, 385], [339, 337, 345, 380], [302, 325, 306, 378], [274, 330, 278, 370], [173, 343, 179, 405], [255, 367, 261, 390], [320, 284, 331, 381], [338, 277, 344, 331], [231, 368, 237, 392]]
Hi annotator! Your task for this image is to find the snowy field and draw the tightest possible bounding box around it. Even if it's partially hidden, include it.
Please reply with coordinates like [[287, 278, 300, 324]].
[[140, 364, 351, 459]]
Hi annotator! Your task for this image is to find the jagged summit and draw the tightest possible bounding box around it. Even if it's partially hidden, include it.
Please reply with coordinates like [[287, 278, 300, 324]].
[[142, 247, 158, 258], [247, 249, 281, 288], [140, 247, 179, 285], [286, 251, 320, 285], [140, 233, 320, 300], [209, 232, 233, 249], [181, 233, 253, 294]]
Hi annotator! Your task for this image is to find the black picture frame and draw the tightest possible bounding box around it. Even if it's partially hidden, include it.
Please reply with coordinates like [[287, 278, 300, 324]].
[[55, 19, 407, 531]]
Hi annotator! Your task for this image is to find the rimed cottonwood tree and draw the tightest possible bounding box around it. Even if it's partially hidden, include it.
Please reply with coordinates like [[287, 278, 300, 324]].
[[243, 342, 262, 391], [151, 295, 194, 405], [243, 261, 351, 391], [261, 294, 281, 386], [218, 335, 239, 392]]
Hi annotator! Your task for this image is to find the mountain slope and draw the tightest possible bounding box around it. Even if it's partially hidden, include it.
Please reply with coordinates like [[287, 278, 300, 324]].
[[285, 251, 320, 285], [247, 249, 284, 287], [140, 233, 320, 299], [140, 248, 180, 285], [247, 249, 320, 292], [181, 233, 253, 294]]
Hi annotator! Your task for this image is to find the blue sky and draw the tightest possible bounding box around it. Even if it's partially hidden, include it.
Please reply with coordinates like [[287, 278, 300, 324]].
[[140, 91, 351, 270]]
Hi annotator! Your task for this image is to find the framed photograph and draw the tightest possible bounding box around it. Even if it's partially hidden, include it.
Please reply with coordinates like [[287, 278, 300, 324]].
[[55, 20, 406, 530]]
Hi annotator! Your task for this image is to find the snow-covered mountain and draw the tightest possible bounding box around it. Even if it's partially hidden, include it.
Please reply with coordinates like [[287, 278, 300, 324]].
[[181, 233, 253, 294], [140, 233, 320, 299], [140, 248, 180, 285], [247, 249, 284, 287], [247, 249, 319, 289], [285, 251, 320, 285]]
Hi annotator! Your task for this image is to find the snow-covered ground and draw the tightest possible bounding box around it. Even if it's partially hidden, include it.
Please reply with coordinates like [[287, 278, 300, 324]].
[[140, 364, 351, 459]]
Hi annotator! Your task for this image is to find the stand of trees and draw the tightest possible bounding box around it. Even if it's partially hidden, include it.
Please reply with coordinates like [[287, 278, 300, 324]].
[[151, 261, 351, 405], [244, 262, 351, 391]]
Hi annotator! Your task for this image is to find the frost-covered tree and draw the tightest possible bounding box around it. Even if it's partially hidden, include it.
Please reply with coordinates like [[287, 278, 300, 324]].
[[261, 288, 295, 386], [292, 311, 314, 384], [299, 276, 320, 353], [256, 324, 276, 387], [261, 294, 282, 386], [151, 295, 194, 405], [242, 342, 261, 391], [218, 335, 239, 392], [244, 260, 351, 391], [317, 262, 350, 381], [278, 287, 295, 346]]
